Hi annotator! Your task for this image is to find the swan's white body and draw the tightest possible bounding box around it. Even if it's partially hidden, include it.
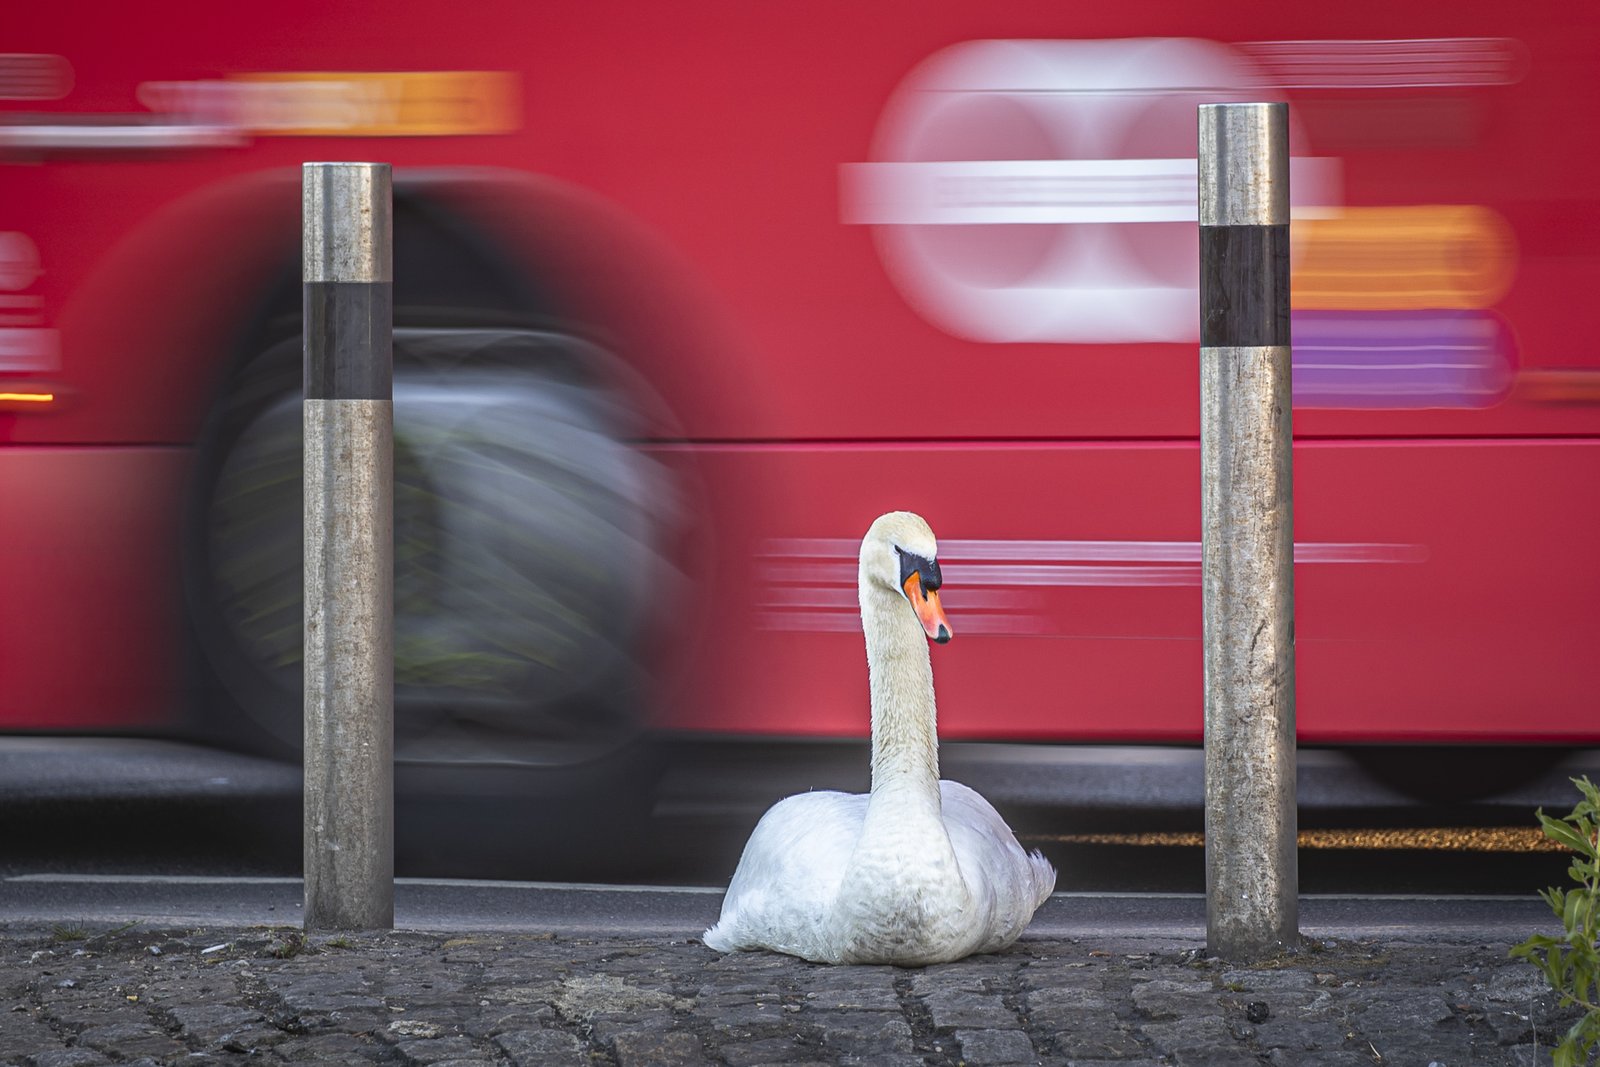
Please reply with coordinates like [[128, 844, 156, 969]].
[[703, 512, 1056, 965]]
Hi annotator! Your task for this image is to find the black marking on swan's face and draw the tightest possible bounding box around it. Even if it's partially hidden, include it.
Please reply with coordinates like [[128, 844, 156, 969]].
[[895, 545, 942, 595]]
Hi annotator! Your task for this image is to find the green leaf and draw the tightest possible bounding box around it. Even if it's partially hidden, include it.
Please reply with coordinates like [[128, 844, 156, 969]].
[[1540, 816, 1595, 857], [1517, 778, 1600, 1056], [1565, 1013, 1600, 1066], [1548, 944, 1568, 985], [1512, 933, 1559, 959], [1575, 953, 1596, 995], [1567, 892, 1588, 937]]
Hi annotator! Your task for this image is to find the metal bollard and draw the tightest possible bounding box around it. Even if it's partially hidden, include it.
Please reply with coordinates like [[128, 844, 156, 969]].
[[302, 162, 395, 931], [1197, 103, 1299, 959]]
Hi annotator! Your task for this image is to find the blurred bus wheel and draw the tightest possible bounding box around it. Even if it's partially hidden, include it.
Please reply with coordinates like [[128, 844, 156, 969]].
[[187, 327, 685, 877]]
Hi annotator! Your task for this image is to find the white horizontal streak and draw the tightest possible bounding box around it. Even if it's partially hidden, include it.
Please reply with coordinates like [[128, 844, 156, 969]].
[[947, 539, 1202, 562], [760, 586, 1034, 609], [842, 158, 1338, 225], [945, 563, 1200, 587], [0, 124, 244, 151], [1238, 37, 1522, 88], [1299, 387, 1504, 398], [1298, 363, 1486, 372], [758, 611, 1048, 635], [762, 563, 1200, 588], [761, 539, 1427, 566]]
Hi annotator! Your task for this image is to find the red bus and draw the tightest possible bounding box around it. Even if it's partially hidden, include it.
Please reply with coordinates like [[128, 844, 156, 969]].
[[4, 4, 1598, 852]]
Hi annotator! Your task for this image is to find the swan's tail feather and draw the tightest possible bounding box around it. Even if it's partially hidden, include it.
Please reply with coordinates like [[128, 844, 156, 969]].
[[1028, 849, 1057, 910], [701, 921, 735, 952]]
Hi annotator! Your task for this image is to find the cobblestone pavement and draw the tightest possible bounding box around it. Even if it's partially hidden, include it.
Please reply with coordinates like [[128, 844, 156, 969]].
[[0, 923, 1580, 1066]]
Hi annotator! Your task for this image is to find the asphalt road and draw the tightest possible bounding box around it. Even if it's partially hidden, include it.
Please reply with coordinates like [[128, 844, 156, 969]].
[[0, 736, 1592, 895]]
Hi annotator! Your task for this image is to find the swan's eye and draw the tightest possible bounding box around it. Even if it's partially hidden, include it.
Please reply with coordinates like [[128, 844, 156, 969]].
[[895, 546, 941, 596]]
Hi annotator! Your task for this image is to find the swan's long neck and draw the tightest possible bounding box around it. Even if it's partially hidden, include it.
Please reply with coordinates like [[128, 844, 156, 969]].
[[832, 543, 969, 961], [860, 575, 939, 799]]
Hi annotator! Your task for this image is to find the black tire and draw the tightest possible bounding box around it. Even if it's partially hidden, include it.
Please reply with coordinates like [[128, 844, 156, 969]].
[[183, 193, 690, 876]]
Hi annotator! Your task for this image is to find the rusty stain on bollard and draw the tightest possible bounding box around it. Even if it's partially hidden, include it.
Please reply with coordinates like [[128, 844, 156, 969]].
[[1198, 103, 1299, 960], [303, 162, 394, 931]]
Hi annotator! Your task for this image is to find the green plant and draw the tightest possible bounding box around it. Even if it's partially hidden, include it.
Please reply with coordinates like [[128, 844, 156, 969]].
[[1511, 775, 1600, 1067]]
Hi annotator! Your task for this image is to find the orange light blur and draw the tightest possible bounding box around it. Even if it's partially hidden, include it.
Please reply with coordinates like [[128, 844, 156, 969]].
[[226, 71, 520, 137], [1294, 205, 1516, 310], [0, 390, 55, 406], [1516, 370, 1600, 404]]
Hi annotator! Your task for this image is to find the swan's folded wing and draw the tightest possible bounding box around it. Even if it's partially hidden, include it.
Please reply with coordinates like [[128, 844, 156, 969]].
[[702, 790, 867, 956], [939, 780, 1057, 950]]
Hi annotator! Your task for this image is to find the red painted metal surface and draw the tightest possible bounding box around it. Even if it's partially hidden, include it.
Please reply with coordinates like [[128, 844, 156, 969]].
[[2, 1, 1597, 743]]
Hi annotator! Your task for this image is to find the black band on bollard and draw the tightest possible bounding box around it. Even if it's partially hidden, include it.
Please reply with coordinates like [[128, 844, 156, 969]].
[[304, 282, 394, 400], [1199, 224, 1290, 349]]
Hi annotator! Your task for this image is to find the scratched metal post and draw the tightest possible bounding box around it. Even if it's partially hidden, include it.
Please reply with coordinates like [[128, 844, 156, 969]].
[[1198, 103, 1299, 959], [302, 162, 395, 931]]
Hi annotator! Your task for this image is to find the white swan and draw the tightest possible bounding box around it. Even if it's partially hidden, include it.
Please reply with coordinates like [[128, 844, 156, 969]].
[[703, 511, 1056, 965]]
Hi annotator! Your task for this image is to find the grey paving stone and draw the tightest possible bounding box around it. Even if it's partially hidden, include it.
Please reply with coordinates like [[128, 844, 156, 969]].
[[381, 1019, 449, 1041], [266, 970, 386, 1013], [592, 1012, 688, 1046], [74, 1022, 187, 1061], [707, 998, 794, 1040], [473, 983, 561, 1015], [1140, 1015, 1238, 1059], [790, 969, 901, 1012], [1044, 1023, 1149, 1061], [492, 1027, 587, 1067], [1130, 977, 1218, 1020], [0, 1013, 69, 1062], [268, 1030, 383, 1063], [1025, 983, 1116, 1031], [612, 1029, 709, 1067], [1250, 1016, 1355, 1053], [717, 1034, 816, 1066], [914, 955, 1025, 995], [924, 989, 1021, 1030], [819, 1010, 916, 1056], [25, 1051, 113, 1067], [383, 974, 473, 1008], [555, 973, 685, 1021], [212, 1021, 292, 1055], [1487, 968, 1550, 1006], [1263, 1051, 1377, 1067], [1219, 968, 1316, 1007], [471, 1005, 560, 1036], [1348, 991, 1457, 1040], [393, 1035, 483, 1065], [955, 1026, 1038, 1064], [797, 985, 901, 1012], [165, 1003, 264, 1044]]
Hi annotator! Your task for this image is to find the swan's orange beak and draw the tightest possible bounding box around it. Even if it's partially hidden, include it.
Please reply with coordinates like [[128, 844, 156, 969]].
[[903, 573, 953, 644]]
